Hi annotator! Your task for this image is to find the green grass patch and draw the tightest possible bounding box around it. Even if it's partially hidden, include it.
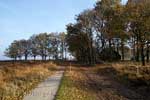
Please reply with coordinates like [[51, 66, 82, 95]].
[[55, 69, 97, 100]]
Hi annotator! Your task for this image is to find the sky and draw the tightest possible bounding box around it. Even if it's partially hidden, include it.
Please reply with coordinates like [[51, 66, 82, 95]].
[[0, 0, 127, 60]]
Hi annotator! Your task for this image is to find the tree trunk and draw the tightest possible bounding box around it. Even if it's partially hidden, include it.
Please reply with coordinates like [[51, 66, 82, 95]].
[[132, 36, 136, 60], [146, 43, 149, 63], [25, 54, 28, 61], [136, 47, 140, 62], [121, 40, 124, 61], [116, 42, 119, 54], [62, 42, 64, 60], [64, 47, 67, 61], [14, 57, 17, 61], [136, 34, 140, 62], [89, 38, 95, 66], [42, 55, 44, 60], [49, 56, 51, 60], [34, 55, 36, 61], [141, 43, 145, 66], [44, 55, 47, 61], [87, 47, 91, 65], [108, 39, 112, 48], [101, 37, 105, 49]]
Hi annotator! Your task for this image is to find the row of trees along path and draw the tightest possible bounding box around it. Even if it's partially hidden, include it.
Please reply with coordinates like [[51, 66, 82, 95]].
[[5, 0, 150, 66]]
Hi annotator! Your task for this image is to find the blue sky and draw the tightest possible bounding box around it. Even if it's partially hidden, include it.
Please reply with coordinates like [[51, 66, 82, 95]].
[[0, 0, 127, 60]]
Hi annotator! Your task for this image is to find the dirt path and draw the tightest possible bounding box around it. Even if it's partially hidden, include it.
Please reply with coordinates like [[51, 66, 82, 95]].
[[79, 67, 144, 100], [23, 69, 64, 100]]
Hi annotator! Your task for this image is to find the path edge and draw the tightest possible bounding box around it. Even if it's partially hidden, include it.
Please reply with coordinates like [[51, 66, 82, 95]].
[[53, 69, 65, 100]]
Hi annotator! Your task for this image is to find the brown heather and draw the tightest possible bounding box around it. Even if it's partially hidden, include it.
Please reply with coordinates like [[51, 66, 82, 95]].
[[0, 61, 57, 100]]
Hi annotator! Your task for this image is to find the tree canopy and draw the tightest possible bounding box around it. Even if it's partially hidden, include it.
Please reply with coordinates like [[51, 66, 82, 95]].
[[5, 0, 150, 66]]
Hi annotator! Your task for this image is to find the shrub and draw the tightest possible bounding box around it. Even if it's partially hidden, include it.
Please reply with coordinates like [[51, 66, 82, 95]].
[[99, 48, 121, 62]]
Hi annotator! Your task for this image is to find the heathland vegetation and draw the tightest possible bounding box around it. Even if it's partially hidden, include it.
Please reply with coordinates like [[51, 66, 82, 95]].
[[0, 61, 57, 100]]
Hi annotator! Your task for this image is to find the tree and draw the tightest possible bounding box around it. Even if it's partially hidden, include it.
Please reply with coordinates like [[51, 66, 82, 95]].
[[29, 35, 39, 60], [59, 32, 66, 60], [34, 33, 49, 60], [76, 9, 97, 65], [48, 33, 60, 60], [66, 23, 88, 64], [5, 40, 23, 60], [19, 39, 31, 61], [5, 42, 18, 60], [95, 0, 122, 48], [94, 0, 128, 61], [109, 4, 129, 60], [126, 0, 150, 65]]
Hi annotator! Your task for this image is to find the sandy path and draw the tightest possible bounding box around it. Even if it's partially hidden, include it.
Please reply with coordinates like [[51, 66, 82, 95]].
[[23, 70, 64, 100]]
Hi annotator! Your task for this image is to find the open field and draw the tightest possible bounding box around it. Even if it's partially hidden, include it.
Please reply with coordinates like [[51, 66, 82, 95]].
[[56, 62, 150, 100], [0, 61, 58, 100], [0, 61, 149, 100]]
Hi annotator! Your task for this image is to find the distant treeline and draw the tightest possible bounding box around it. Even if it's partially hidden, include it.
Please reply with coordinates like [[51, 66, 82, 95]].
[[5, 32, 67, 61]]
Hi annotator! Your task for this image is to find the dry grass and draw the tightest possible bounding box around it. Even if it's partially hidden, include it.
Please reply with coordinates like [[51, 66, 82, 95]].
[[111, 62, 150, 99], [56, 65, 137, 100], [0, 61, 57, 100], [112, 61, 150, 80], [56, 62, 150, 100]]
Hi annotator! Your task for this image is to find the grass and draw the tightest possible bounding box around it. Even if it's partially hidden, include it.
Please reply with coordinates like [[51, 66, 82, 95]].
[[56, 62, 150, 100], [1, 60, 149, 100], [112, 61, 150, 82], [0, 61, 57, 100], [55, 67, 97, 100], [111, 62, 150, 99]]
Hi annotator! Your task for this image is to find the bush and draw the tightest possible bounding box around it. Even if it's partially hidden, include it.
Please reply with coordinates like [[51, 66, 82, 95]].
[[99, 48, 121, 61]]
